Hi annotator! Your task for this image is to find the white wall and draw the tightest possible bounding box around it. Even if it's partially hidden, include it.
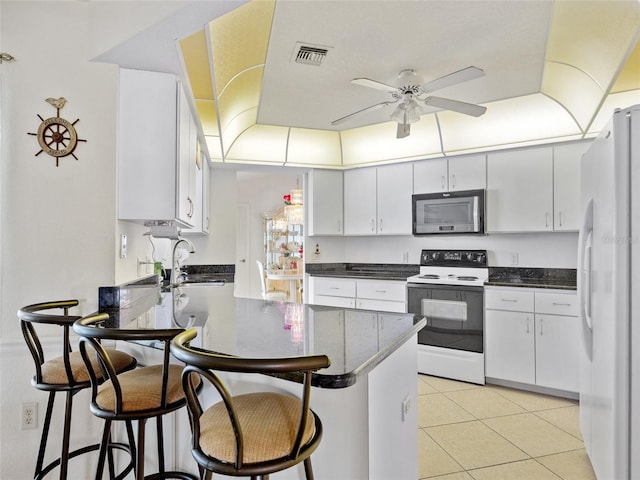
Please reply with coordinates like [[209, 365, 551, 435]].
[[0, 3, 127, 478]]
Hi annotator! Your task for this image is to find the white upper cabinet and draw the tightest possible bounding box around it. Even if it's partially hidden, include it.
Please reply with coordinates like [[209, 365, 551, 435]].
[[486, 146, 554, 232], [413, 154, 486, 193], [553, 141, 590, 231], [344, 167, 377, 235], [344, 163, 412, 235], [177, 89, 197, 227], [376, 163, 413, 235], [307, 169, 343, 236], [118, 68, 198, 228]]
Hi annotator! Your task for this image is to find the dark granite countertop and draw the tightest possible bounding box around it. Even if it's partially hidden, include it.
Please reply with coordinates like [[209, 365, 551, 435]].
[[305, 262, 419, 281], [98, 281, 425, 389], [486, 267, 577, 290]]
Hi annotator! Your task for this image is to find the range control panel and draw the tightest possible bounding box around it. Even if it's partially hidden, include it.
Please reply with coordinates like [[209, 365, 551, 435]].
[[419, 249, 488, 268]]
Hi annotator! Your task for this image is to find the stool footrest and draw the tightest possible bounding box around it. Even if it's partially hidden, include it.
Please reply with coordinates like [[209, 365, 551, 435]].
[[35, 441, 134, 480], [144, 472, 199, 480]]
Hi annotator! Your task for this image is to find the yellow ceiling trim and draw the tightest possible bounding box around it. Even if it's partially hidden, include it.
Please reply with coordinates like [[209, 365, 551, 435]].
[[179, 30, 214, 101], [208, 0, 275, 94], [612, 38, 640, 93]]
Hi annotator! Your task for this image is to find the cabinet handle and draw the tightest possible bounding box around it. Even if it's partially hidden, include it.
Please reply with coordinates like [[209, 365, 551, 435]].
[[187, 197, 194, 218], [559, 211, 563, 227], [371, 219, 375, 232], [539, 317, 544, 335], [375, 290, 387, 293], [337, 220, 341, 233], [451, 174, 456, 189], [545, 212, 550, 228], [379, 219, 383, 231], [552, 302, 571, 306], [501, 298, 518, 303], [441, 175, 446, 190], [526, 317, 531, 334]]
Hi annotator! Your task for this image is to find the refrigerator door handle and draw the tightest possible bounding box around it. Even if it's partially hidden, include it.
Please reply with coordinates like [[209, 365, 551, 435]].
[[577, 198, 594, 363], [578, 198, 594, 330]]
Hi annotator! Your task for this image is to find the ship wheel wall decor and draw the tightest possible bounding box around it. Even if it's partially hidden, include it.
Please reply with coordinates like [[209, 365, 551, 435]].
[[27, 97, 87, 166]]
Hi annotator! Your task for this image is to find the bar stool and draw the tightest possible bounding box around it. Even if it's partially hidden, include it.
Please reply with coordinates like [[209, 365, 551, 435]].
[[18, 299, 138, 479], [73, 312, 201, 480], [170, 328, 330, 480]]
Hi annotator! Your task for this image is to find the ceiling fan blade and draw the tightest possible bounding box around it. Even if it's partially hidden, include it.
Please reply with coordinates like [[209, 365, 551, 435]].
[[351, 77, 401, 94], [424, 96, 487, 117], [331, 100, 399, 126], [396, 123, 411, 139], [421, 66, 485, 93]]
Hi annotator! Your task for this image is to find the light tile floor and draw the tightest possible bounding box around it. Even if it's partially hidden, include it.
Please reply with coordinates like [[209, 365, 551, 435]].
[[418, 374, 597, 480]]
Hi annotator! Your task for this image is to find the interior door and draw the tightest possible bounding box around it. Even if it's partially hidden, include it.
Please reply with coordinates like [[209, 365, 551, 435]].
[[234, 203, 250, 298]]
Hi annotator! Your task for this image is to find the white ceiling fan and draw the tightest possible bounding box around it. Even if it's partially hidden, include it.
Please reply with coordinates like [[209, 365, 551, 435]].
[[331, 66, 487, 138]]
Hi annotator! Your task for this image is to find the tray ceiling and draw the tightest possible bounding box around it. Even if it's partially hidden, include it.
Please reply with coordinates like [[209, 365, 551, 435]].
[[94, 0, 640, 168]]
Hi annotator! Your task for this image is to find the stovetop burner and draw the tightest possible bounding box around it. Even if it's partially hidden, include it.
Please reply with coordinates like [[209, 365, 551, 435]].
[[407, 249, 489, 287]]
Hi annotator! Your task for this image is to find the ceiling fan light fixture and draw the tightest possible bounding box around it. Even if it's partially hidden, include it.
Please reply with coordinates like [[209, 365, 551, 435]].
[[390, 99, 421, 124]]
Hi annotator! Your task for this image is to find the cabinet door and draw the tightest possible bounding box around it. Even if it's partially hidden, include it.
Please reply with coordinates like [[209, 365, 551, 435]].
[[413, 158, 448, 193], [344, 310, 379, 367], [535, 314, 580, 392], [308, 169, 343, 235], [344, 167, 377, 235], [376, 163, 413, 235], [486, 146, 553, 232], [485, 309, 535, 384], [553, 142, 590, 231], [177, 86, 196, 227], [202, 156, 210, 234], [118, 68, 178, 223], [448, 154, 486, 191]]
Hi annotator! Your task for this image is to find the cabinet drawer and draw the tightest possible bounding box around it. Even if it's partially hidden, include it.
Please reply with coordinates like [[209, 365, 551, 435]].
[[485, 289, 534, 312], [313, 277, 356, 298], [357, 279, 407, 302], [313, 295, 356, 308], [535, 292, 578, 316], [356, 298, 406, 313]]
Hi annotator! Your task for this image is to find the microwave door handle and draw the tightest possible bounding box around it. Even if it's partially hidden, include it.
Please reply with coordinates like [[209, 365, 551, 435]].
[[473, 196, 479, 231]]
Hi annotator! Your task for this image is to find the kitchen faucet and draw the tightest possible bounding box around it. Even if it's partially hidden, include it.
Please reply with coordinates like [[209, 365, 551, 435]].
[[172, 237, 196, 286]]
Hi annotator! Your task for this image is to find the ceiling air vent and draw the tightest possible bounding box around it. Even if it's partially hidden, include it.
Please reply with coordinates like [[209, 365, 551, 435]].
[[293, 43, 329, 66]]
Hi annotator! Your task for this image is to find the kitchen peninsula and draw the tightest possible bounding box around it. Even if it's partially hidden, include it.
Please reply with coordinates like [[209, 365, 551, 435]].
[[98, 277, 426, 480]]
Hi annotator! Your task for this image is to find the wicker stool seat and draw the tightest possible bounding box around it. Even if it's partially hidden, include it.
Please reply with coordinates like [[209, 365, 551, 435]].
[[170, 328, 330, 480], [73, 312, 202, 480], [19, 299, 138, 480]]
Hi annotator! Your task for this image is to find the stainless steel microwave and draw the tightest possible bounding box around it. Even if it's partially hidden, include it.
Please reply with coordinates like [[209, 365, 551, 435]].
[[412, 189, 485, 235]]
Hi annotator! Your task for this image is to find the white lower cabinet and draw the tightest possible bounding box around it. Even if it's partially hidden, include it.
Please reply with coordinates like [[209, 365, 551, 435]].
[[309, 276, 406, 313], [485, 287, 579, 393]]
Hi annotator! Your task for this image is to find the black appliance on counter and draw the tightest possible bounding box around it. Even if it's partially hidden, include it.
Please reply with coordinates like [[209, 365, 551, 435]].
[[407, 249, 488, 384]]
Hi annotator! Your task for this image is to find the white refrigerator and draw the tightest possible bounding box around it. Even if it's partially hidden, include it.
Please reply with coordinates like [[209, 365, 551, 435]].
[[578, 104, 640, 480]]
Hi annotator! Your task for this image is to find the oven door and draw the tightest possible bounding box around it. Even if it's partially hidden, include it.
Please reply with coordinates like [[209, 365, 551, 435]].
[[407, 283, 484, 353]]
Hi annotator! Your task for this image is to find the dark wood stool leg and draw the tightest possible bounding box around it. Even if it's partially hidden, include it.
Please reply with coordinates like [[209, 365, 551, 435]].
[[136, 419, 147, 480], [94, 419, 112, 480], [58, 390, 74, 479], [303, 458, 314, 480], [156, 415, 165, 474], [35, 392, 56, 478]]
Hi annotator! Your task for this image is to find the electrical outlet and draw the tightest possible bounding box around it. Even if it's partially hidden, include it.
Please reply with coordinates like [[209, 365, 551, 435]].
[[22, 402, 37, 430], [402, 251, 409, 263], [510, 252, 519, 266]]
